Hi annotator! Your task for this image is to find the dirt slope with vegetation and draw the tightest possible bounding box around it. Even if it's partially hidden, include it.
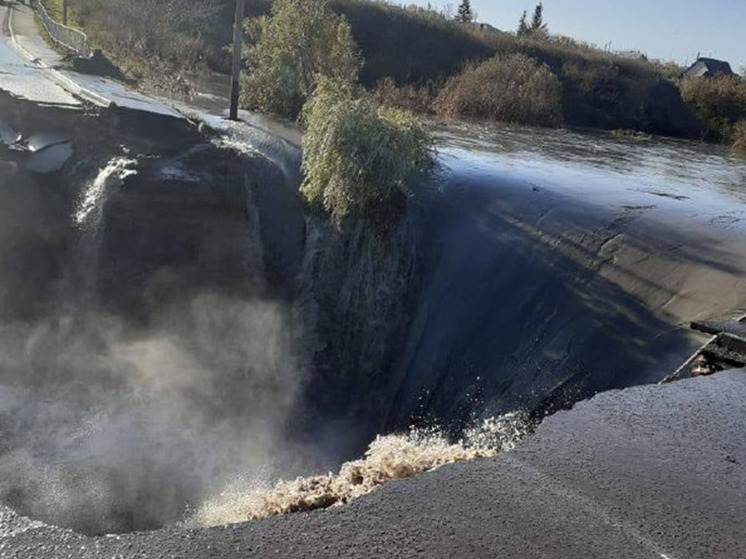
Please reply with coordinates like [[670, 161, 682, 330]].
[[679, 74, 746, 143], [328, 0, 703, 137], [248, 0, 735, 140], [42, 0, 237, 93]]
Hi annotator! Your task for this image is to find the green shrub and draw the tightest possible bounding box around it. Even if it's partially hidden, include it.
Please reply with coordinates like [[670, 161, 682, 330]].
[[434, 53, 562, 126], [679, 75, 746, 140], [241, 0, 362, 119], [367, 77, 438, 114], [301, 79, 435, 230]]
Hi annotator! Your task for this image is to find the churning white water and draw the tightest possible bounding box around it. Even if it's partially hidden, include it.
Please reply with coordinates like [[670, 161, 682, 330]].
[[193, 412, 533, 527], [74, 157, 137, 228], [66, 157, 138, 305]]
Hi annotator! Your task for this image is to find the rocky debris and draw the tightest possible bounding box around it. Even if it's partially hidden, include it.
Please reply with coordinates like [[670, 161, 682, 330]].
[[664, 317, 746, 381]]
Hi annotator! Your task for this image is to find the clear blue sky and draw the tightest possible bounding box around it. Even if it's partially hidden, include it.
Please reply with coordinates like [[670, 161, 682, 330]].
[[402, 0, 745, 71]]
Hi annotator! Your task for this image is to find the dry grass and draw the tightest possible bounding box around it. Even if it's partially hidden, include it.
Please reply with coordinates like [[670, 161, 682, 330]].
[[733, 121, 746, 151], [366, 77, 438, 114], [37, 0, 719, 140], [679, 75, 746, 140], [42, 0, 230, 89], [328, 1, 698, 135], [434, 53, 563, 127]]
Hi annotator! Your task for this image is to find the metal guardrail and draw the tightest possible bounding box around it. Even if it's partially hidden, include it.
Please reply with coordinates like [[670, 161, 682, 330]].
[[34, 0, 91, 58]]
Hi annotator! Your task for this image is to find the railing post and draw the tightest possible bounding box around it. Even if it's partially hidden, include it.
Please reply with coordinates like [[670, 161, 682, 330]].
[[62, 0, 68, 26], [229, 0, 245, 121]]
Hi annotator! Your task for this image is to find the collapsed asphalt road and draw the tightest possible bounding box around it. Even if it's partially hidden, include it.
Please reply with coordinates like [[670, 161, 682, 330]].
[[0, 370, 743, 559]]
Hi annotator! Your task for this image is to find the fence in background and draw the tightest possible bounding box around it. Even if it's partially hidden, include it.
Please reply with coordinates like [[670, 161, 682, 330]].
[[35, 0, 91, 58]]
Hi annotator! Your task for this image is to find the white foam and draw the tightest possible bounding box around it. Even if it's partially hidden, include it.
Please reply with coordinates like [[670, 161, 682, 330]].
[[74, 157, 137, 227], [193, 411, 533, 527]]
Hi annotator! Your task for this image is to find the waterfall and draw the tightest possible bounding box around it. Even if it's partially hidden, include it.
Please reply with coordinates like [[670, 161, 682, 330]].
[[74, 157, 138, 229], [68, 157, 138, 306]]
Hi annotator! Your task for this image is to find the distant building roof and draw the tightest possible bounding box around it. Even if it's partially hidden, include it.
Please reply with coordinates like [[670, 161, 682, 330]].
[[684, 58, 736, 78]]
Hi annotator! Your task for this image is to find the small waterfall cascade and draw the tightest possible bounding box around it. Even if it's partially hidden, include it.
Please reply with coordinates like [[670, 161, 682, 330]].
[[68, 157, 138, 306], [74, 157, 138, 229]]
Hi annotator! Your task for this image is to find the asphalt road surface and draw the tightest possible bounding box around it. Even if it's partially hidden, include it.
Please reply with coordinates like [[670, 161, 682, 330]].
[[0, 3, 78, 106]]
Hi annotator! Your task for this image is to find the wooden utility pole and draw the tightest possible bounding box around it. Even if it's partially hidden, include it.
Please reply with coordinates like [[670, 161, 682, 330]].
[[62, 0, 68, 25], [229, 0, 245, 121]]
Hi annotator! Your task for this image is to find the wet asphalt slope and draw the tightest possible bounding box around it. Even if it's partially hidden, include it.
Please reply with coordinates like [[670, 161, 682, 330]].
[[1, 370, 743, 559]]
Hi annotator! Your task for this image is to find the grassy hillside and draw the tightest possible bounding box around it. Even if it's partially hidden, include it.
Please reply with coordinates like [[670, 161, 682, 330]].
[[328, 0, 702, 137], [330, 0, 493, 86], [241, 0, 705, 137]]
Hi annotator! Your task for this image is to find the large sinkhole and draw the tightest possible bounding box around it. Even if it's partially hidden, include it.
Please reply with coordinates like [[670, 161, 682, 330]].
[[0, 148, 675, 537], [0, 144, 678, 538], [4, 97, 744, 538], [0, 306, 535, 537], [0, 143, 314, 536], [0, 146, 527, 537]]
